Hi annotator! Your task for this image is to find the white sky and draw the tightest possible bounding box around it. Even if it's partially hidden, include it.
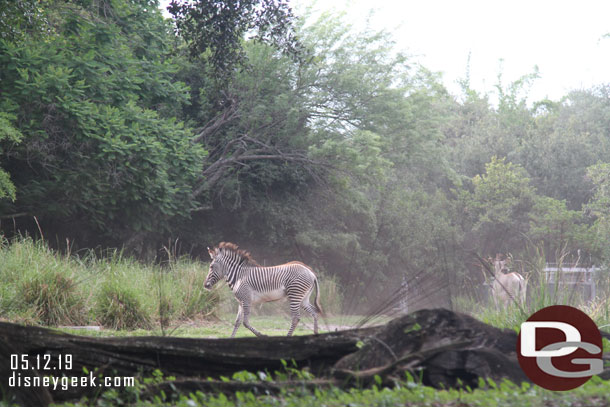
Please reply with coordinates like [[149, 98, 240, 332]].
[[159, 0, 610, 103]]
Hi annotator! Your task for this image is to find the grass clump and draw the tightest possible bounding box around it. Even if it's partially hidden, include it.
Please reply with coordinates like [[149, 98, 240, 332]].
[[21, 270, 86, 325], [0, 236, 88, 325], [96, 279, 152, 330], [90, 254, 157, 330]]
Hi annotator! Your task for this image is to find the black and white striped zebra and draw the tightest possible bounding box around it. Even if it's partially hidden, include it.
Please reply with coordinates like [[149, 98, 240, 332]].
[[204, 242, 323, 337]]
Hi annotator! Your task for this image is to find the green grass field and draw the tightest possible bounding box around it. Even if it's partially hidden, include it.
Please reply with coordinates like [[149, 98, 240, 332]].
[[56, 314, 368, 338]]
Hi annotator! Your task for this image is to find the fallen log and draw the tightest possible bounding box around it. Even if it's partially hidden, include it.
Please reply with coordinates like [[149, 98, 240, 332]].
[[334, 308, 529, 388], [0, 309, 536, 405]]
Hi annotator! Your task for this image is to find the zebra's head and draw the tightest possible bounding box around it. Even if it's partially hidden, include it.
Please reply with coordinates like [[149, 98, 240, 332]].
[[204, 246, 224, 290], [204, 242, 254, 290]]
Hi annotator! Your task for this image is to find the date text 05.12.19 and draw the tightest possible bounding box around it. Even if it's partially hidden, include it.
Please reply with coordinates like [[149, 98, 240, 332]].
[[10, 354, 73, 371]]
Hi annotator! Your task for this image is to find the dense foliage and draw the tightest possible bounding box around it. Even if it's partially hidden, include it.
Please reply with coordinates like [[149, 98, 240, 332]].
[[0, 0, 203, 249], [2, 0, 610, 307]]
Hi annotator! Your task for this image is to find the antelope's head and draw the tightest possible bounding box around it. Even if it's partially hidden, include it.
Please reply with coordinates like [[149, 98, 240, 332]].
[[493, 254, 510, 275]]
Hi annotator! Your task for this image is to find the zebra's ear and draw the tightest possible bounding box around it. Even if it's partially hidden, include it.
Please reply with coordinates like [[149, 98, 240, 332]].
[[207, 247, 215, 259]]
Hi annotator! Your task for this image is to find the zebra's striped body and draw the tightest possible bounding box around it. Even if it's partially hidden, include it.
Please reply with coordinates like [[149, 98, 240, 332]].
[[204, 242, 323, 337]]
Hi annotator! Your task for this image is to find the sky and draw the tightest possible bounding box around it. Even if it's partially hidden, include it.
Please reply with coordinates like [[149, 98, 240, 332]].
[[159, 0, 610, 103]]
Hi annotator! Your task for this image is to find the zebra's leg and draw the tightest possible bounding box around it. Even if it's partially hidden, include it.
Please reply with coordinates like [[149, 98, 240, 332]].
[[242, 303, 265, 337], [287, 300, 302, 336], [303, 302, 318, 334], [302, 293, 319, 334], [230, 304, 243, 338]]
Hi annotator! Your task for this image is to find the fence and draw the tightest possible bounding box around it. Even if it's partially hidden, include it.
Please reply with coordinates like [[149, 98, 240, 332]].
[[543, 263, 598, 303]]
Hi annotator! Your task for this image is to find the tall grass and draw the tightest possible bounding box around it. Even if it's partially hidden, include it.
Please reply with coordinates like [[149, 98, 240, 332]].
[[318, 272, 342, 316], [163, 258, 221, 320], [0, 236, 219, 329]]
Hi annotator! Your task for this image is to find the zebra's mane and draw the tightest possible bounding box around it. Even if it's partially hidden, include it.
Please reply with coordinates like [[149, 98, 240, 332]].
[[216, 242, 260, 266]]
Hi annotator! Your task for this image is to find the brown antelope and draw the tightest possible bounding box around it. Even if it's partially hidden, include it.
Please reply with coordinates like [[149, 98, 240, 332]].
[[491, 254, 526, 307]]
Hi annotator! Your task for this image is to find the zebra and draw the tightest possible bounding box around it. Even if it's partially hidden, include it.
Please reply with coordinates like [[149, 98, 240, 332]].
[[203, 242, 324, 337]]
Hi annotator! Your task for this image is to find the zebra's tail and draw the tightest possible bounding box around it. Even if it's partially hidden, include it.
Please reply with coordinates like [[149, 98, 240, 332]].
[[313, 277, 325, 317]]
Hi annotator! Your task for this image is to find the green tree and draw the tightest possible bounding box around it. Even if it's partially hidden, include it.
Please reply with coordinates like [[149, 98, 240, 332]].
[[172, 9, 461, 306], [0, 0, 51, 41], [0, 113, 22, 201], [0, 0, 204, 251], [584, 163, 610, 261], [460, 156, 536, 254], [168, 0, 302, 76], [528, 196, 590, 259], [517, 88, 610, 210], [445, 69, 538, 178]]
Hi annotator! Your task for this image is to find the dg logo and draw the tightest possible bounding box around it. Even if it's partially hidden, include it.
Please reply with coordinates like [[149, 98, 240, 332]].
[[517, 305, 603, 391]]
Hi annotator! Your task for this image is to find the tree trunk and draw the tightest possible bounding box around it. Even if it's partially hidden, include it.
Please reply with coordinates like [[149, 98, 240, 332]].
[[0, 321, 376, 405]]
